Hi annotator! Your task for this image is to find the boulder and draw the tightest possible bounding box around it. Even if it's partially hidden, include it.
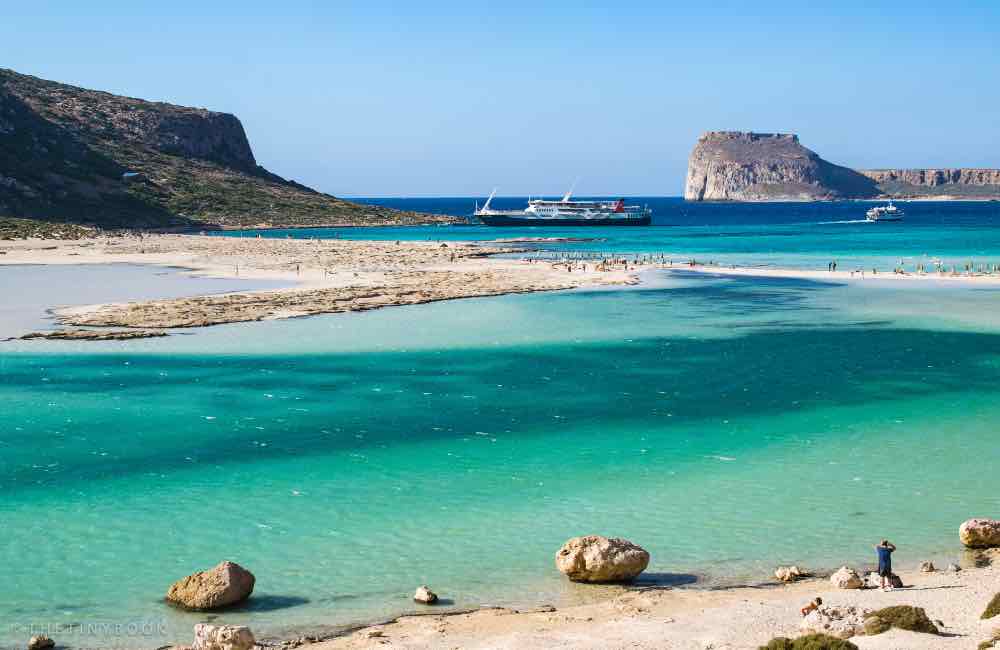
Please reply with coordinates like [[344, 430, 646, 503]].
[[555, 535, 650, 583], [800, 605, 871, 639], [919, 561, 935, 572], [863, 571, 903, 589], [166, 561, 255, 610], [775, 565, 808, 582], [27, 636, 55, 650], [413, 585, 438, 604], [960, 519, 1000, 548], [829, 566, 862, 590], [946, 563, 962, 572], [863, 605, 939, 635], [192, 624, 255, 650]]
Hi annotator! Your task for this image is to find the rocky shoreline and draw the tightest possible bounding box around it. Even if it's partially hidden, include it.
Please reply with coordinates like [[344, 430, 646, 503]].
[[144, 524, 1000, 650]]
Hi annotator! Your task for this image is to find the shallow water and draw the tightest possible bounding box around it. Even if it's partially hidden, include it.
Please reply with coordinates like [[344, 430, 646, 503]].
[[0, 264, 288, 339], [3, 269, 1000, 648]]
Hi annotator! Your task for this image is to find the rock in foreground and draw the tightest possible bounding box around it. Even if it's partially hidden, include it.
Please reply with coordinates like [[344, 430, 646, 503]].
[[863, 571, 903, 589], [192, 624, 255, 650], [829, 566, 862, 590], [760, 633, 859, 649], [555, 535, 650, 583], [863, 605, 939, 635], [166, 561, 255, 610], [960, 518, 1000, 548], [800, 605, 871, 639]]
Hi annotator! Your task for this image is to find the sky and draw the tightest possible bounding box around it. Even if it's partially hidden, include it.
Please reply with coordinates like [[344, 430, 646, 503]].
[[3, 1, 999, 197]]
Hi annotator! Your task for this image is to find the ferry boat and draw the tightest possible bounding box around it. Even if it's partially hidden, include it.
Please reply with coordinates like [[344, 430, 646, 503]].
[[866, 201, 904, 222], [474, 189, 652, 226]]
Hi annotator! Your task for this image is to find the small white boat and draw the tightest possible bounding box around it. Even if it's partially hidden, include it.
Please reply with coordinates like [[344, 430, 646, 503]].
[[866, 201, 904, 222]]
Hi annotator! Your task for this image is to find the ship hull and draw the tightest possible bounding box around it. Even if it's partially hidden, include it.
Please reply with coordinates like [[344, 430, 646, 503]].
[[477, 214, 651, 227]]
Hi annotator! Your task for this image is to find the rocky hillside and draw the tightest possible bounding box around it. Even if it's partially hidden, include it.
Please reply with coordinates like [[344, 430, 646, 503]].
[[0, 68, 455, 233], [685, 131, 1000, 202], [859, 168, 1000, 199], [684, 132, 878, 201]]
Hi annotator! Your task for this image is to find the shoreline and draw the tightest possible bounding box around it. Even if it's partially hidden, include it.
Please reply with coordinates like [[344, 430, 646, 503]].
[[0, 234, 637, 334], [6, 234, 1000, 336], [229, 554, 1000, 650]]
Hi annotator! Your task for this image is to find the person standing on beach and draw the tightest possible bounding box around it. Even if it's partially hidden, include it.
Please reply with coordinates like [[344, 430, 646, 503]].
[[875, 539, 896, 591]]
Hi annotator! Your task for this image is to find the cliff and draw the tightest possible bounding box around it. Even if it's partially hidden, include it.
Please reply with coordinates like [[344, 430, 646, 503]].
[[859, 168, 1000, 198], [0, 68, 454, 232], [684, 132, 878, 201]]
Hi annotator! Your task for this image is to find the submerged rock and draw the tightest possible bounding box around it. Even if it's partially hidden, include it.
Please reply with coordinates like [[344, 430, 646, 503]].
[[829, 566, 863, 590], [555, 535, 650, 583], [166, 561, 255, 610], [192, 624, 255, 650], [960, 518, 1000, 548], [413, 585, 438, 604], [800, 604, 871, 639]]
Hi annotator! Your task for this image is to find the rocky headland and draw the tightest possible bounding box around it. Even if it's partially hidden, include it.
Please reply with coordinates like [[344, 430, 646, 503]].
[[685, 131, 1000, 202], [0, 68, 455, 237]]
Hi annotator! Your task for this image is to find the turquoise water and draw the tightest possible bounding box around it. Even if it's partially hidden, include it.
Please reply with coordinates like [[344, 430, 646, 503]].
[[221, 198, 1000, 272], [3, 268, 1000, 648]]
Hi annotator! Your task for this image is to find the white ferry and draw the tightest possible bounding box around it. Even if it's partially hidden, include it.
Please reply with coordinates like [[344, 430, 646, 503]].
[[474, 189, 652, 226], [866, 201, 904, 222]]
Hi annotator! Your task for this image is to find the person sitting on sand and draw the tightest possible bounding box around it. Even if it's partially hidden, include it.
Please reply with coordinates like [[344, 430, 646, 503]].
[[875, 539, 896, 591], [800, 597, 822, 616]]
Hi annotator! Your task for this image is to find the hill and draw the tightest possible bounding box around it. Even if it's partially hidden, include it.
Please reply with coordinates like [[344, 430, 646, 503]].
[[0, 68, 456, 234]]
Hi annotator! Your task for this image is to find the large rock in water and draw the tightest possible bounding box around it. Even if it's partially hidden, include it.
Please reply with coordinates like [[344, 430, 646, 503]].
[[555, 535, 650, 583], [192, 624, 255, 650], [683, 131, 878, 201], [166, 561, 255, 610], [960, 518, 1000, 548]]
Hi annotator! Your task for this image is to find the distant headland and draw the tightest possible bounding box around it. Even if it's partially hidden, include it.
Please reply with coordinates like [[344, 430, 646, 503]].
[[0, 68, 455, 237], [684, 131, 1000, 202]]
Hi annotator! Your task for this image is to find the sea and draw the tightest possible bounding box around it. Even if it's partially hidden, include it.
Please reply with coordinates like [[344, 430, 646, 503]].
[[2, 198, 1000, 649]]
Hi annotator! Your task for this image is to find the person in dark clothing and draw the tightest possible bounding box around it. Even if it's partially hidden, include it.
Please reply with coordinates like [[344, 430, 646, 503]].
[[875, 539, 896, 591]]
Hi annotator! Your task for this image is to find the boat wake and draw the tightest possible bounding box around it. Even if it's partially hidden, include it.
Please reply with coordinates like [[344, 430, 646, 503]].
[[816, 219, 871, 225]]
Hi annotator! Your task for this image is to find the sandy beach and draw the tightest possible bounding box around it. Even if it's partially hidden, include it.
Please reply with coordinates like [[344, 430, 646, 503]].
[[0, 234, 636, 335], [7, 234, 1000, 338], [301, 558, 1000, 650]]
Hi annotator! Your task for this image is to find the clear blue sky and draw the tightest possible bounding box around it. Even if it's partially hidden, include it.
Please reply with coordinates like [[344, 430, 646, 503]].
[[3, 1, 999, 197]]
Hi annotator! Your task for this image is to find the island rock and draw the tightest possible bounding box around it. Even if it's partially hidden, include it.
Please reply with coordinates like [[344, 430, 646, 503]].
[[960, 518, 1000, 548], [192, 624, 255, 650], [684, 131, 878, 202], [555, 535, 650, 583], [166, 561, 255, 610]]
